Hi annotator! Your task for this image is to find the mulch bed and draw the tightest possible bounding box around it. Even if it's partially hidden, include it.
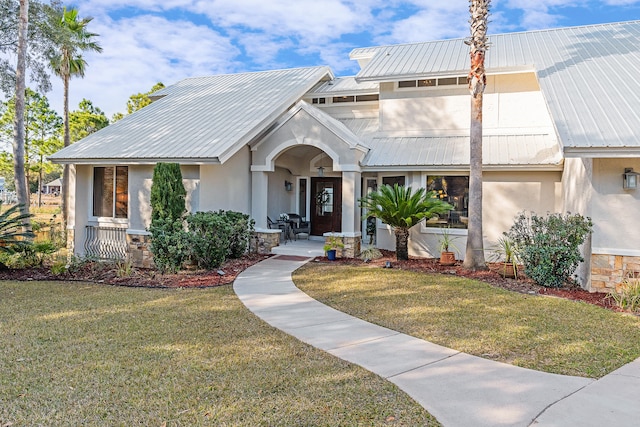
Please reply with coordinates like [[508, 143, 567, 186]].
[[0, 250, 622, 313]]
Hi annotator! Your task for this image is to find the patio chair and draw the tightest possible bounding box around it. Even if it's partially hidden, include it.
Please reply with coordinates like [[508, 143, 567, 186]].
[[287, 214, 310, 240], [267, 216, 289, 243]]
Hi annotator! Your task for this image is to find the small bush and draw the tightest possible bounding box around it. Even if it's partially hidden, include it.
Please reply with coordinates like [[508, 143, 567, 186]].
[[607, 278, 640, 312], [506, 211, 592, 288], [359, 245, 382, 261], [186, 212, 232, 269], [149, 219, 192, 273], [216, 210, 255, 259]]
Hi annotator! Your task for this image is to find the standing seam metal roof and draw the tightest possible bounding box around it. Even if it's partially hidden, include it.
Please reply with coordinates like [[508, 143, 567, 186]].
[[351, 21, 640, 152], [49, 66, 333, 163]]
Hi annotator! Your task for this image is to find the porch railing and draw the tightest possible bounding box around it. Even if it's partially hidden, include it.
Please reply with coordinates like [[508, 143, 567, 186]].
[[84, 226, 128, 260]]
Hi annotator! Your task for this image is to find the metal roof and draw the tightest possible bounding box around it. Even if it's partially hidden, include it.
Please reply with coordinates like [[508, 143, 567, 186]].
[[338, 118, 380, 137], [361, 134, 562, 170], [50, 66, 333, 164], [308, 76, 379, 95], [352, 21, 640, 153]]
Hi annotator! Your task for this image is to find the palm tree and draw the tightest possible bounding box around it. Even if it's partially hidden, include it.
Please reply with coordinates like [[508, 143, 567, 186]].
[[359, 184, 453, 261], [463, 0, 490, 270], [47, 6, 101, 228]]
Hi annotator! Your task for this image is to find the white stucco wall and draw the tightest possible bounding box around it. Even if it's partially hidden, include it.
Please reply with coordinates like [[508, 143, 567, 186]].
[[73, 165, 91, 256], [379, 73, 553, 133], [199, 146, 251, 214], [590, 158, 640, 255]]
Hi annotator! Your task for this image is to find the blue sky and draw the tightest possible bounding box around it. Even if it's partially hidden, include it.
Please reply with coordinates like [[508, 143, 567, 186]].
[[48, 0, 640, 117]]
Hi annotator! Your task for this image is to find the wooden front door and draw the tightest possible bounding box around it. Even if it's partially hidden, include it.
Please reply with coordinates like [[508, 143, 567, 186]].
[[310, 177, 342, 236]]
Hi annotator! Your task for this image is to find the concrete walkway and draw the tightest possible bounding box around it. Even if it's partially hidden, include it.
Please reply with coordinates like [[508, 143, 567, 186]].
[[234, 254, 640, 427]]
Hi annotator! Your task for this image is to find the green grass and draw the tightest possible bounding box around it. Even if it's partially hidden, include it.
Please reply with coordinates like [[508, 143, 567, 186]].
[[0, 281, 438, 426], [294, 264, 640, 378]]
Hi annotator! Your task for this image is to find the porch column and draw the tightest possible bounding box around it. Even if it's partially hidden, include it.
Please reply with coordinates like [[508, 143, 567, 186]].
[[341, 171, 361, 234], [251, 170, 269, 229]]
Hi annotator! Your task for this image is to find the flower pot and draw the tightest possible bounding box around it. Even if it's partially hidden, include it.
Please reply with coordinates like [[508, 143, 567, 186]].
[[439, 251, 456, 266], [499, 262, 517, 278], [327, 249, 337, 261]]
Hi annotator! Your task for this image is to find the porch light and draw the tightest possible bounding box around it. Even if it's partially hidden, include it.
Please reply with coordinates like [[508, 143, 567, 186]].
[[623, 168, 639, 190], [284, 180, 292, 191], [317, 166, 325, 177]]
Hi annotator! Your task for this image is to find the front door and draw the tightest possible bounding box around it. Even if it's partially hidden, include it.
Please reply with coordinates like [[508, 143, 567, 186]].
[[310, 177, 341, 235]]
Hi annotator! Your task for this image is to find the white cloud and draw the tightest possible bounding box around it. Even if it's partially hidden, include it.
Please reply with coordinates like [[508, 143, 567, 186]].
[[47, 13, 239, 117]]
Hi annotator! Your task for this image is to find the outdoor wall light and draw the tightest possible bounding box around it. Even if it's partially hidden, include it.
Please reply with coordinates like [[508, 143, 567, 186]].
[[623, 168, 639, 190], [284, 181, 292, 191], [317, 166, 325, 177]]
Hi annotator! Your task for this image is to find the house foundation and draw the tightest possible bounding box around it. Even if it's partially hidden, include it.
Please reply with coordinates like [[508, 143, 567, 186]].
[[324, 233, 361, 259], [590, 253, 640, 293]]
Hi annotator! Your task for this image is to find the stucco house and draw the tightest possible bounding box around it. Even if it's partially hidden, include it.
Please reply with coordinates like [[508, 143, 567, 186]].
[[50, 20, 640, 293]]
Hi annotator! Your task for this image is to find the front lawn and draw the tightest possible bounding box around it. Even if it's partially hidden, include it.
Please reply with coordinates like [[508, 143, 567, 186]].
[[0, 281, 437, 426], [294, 264, 640, 378]]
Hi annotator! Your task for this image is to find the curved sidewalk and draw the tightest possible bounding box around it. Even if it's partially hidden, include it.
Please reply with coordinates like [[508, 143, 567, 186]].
[[234, 255, 640, 427]]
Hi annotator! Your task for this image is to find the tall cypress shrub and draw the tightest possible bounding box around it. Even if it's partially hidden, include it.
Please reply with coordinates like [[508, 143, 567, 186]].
[[149, 163, 188, 272], [150, 163, 186, 225]]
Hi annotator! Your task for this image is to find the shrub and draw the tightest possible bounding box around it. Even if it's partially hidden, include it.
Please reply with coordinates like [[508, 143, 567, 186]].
[[607, 278, 640, 312], [150, 163, 186, 225], [186, 212, 232, 269], [216, 210, 255, 259], [506, 211, 593, 288], [359, 245, 382, 261], [149, 219, 192, 273]]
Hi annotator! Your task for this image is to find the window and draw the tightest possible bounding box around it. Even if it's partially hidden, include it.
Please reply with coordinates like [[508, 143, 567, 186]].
[[382, 176, 405, 187], [426, 175, 469, 229], [417, 79, 435, 87], [355, 94, 379, 102], [398, 80, 416, 88], [312, 97, 326, 104], [93, 166, 128, 218], [332, 95, 355, 103], [438, 77, 458, 86]]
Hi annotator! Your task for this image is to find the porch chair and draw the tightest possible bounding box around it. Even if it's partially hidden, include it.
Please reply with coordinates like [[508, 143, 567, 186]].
[[267, 216, 289, 244], [287, 214, 310, 240]]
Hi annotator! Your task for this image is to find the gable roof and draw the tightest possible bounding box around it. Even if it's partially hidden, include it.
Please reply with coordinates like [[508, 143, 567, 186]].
[[50, 66, 333, 164], [351, 21, 640, 155]]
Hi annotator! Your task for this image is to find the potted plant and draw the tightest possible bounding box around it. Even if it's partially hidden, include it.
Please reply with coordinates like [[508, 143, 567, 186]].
[[323, 235, 345, 261], [490, 236, 520, 278], [438, 227, 459, 266]]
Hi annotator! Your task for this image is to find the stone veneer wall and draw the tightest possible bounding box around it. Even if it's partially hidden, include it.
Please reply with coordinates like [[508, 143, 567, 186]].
[[590, 253, 640, 293], [252, 230, 281, 255], [324, 234, 361, 259], [127, 233, 154, 268]]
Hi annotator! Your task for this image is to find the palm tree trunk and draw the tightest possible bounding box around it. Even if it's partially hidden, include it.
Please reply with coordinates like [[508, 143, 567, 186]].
[[12, 0, 30, 222], [395, 228, 410, 261], [463, 0, 490, 270], [62, 74, 70, 230]]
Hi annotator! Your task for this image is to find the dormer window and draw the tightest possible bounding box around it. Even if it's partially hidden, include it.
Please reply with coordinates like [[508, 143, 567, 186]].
[[398, 77, 466, 89]]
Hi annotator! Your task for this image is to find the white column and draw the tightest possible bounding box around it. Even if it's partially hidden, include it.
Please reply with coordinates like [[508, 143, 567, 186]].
[[252, 171, 269, 230], [341, 171, 361, 235]]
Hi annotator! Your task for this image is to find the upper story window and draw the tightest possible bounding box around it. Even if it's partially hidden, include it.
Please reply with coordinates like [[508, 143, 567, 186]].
[[398, 76, 466, 89], [93, 166, 128, 218], [312, 97, 326, 104], [333, 95, 355, 103]]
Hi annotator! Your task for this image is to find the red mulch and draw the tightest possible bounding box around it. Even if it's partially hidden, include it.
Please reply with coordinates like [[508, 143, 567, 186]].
[[0, 249, 622, 313], [0, 254, 272, 289]]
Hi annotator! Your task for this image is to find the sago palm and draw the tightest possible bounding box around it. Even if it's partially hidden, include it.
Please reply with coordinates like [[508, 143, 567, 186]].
[[0, 202, 34, 252], [359, 184, 453, 261]]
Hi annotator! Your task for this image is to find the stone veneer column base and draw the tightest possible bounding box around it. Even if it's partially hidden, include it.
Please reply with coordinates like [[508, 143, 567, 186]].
[[252, 230, 281, 255], [323, 233, 361, 259], [591, 253, 640, 293], [127, 233, 154, 268]]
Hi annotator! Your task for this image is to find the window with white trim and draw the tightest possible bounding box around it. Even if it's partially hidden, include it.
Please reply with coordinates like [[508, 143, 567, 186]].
[[93, 166, 128, 218], [426, 175, 469, 229]]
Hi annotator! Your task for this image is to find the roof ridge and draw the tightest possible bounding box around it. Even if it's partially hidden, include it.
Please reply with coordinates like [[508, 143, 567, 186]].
[[350, 20, 640, 54]]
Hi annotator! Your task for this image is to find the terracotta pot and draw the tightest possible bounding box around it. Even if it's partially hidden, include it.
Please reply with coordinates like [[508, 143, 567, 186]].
[[439, 251, 456, 266], [499, 262, 517, 278]]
